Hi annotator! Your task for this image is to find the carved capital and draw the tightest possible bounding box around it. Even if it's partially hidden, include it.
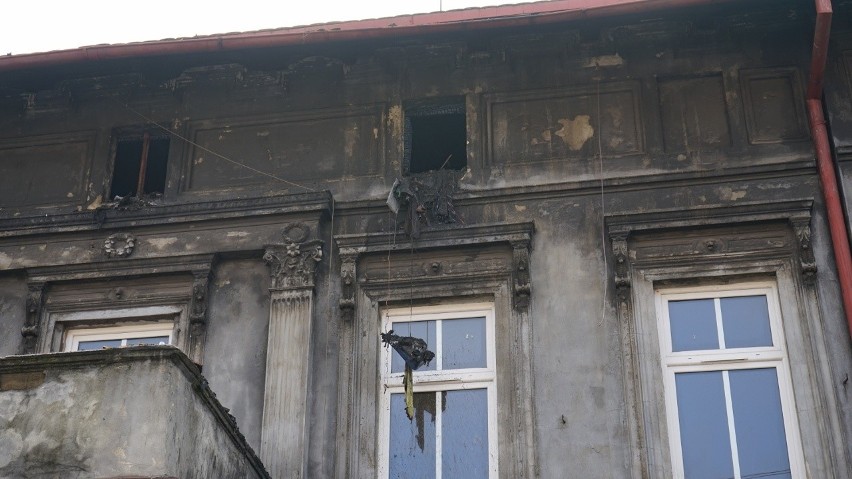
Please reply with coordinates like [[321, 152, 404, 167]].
[[23, 282, 45, 354], [264, 225, 323, 290], [103, 233, 136, 258], [611, 234, 631, 300], [511, 240, 532, 311], [339, 253, 357, 321], [792, 219, 817, 284]]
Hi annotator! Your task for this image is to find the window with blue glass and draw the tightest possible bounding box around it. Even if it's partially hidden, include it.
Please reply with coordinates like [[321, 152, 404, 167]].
[[656, 283, 805, 479], [379, 303, 497, 479], [64, 322, 173, 352]]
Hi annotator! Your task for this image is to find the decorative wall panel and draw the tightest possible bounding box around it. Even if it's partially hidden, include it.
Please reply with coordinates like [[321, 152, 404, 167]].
[[183, 106, 384, 192], [0, 133, 94, 208], [486, 82, 643, 165]]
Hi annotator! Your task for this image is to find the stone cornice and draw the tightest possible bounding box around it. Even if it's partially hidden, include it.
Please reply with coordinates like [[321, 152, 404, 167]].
[[335, 221, 534, 255], [0, 191, 331, 239]]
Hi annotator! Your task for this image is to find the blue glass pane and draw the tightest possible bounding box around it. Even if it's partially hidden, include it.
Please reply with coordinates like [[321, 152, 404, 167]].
[[442, 389, 488, 479], [675, 371, 734, 479], [126, 336, 170, 346], [730, 368, 791, 479], [669, 299, 719, 351], [391, 321, 437, 373], [442, 317, 486, 370], [721, 296, 773, 349], [77, 339, 122, 351], [389, 392, 436, 479]]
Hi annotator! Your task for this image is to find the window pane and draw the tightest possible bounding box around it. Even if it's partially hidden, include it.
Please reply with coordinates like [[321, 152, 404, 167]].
[[126, 336, 170, 346], [442, 317, 486, 369], [389, 392, 436, 479], [390, 321, 437, 373], [721, 295, 773, 348], [669, 299, 719, 351], [729, 368, 792, 479], [675, 371, 735, 479], [77, 339, 122, 351], [442, 389, 488, 479]]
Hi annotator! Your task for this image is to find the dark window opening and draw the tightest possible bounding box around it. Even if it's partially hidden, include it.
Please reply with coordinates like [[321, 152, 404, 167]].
[[110, 132, 169, 199], [404, 103, 467, 174]]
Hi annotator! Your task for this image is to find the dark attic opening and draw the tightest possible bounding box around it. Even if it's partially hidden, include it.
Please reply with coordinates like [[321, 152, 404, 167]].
[[404, 101, 467, 174], [110, 131, 170, 199]]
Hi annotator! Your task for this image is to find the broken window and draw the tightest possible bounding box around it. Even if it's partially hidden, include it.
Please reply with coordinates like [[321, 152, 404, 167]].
[[378, 303, 497, 479], [109, 131, 170, 199], [404, 101, 467, 174]]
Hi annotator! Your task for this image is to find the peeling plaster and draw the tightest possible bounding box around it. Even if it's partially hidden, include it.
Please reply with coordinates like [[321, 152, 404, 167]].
[[148, 237, 179, 249], [584, 54, 624, 68], [555, 116, 595, 150], [387, 105, 403, 135], [719, 186, 747, 201]]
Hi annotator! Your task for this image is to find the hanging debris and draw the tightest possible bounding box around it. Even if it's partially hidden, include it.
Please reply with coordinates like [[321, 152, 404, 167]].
[[380, 330, 435, 370], [386, 169, 463, 239], [381, 330, 436, 420]]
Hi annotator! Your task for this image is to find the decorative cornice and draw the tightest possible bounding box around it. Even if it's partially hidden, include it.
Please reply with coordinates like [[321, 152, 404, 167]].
[[335, 221, 534, 256], [0, 191, 331, 238], [605, 199, 815, 286], [606, 200, 813, 236], [27, 254, 216, 283]]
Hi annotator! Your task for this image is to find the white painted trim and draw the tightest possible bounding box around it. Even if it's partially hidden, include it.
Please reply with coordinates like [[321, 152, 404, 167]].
[[64, 321, 174, 352], [656, 282, 805, 479], [377, 302, 498, 479]]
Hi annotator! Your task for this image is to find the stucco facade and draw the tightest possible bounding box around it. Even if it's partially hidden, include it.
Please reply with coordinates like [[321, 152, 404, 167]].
[[1, 0, 852, 477]]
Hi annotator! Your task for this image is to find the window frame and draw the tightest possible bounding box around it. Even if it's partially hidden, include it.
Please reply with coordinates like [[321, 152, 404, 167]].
[[655, 281, 805, 479], [64, 321, 174, 352], [377, 302, 498, 479]]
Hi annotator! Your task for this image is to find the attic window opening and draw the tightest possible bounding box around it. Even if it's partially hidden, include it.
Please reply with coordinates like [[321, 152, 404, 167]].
[[110, 131, 169, 199], [404, 103, 467, 174]]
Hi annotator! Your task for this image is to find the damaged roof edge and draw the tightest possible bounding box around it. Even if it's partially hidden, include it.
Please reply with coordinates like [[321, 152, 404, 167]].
[[0, 0, 743, 72]]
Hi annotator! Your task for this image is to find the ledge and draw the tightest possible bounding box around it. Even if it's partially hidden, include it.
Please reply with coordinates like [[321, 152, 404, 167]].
[[335, 221, 534, 255], [0, 191, 332, 238], [0, 346, 269, 478], [605, 199, 813, 236]]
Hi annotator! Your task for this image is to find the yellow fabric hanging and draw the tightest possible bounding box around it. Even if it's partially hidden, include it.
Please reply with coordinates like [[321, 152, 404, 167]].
[[404, 365, 414, 420]]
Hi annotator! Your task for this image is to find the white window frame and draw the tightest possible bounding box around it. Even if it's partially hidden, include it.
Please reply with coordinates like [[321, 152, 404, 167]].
[[64, 321, 174, 352], [655, 281, 805, 479], [377, 302, 498, 479]]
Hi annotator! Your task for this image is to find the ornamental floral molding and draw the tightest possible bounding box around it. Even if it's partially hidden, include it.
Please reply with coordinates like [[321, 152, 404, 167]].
[[103, 233, 136, 258], [264, 224, 323, 290]]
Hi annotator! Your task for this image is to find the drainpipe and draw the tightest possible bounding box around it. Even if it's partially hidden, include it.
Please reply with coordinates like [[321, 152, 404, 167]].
[[806, 0, 852, 340]]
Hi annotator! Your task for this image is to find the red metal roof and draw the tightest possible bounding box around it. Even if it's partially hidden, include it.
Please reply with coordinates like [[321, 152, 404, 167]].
[[0, 0, 736, 72]]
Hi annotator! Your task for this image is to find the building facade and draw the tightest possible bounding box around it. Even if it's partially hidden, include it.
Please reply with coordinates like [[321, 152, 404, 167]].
[[1, 0, 852, 477]]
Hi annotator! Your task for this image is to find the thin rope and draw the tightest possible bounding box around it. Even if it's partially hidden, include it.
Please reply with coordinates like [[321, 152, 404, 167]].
[[114, 99, 316, 192], [597, 77, 608, 328]]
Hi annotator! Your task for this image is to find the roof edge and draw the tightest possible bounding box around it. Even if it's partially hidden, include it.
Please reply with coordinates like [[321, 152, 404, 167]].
[[0, 0, 738, 73]]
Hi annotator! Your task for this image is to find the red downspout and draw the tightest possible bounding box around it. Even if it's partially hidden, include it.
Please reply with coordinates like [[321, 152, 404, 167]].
[[806, 0, 852, 340]]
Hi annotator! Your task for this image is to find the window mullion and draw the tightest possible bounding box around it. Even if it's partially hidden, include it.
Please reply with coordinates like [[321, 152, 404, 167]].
[[436, 319, 443, 371], [714, 298, 726, 349], [435, 390, 443, 479], [722, 370, 741, 479]]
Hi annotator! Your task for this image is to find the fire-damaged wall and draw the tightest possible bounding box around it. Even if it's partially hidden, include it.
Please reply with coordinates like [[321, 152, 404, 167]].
[[1, 0, 851, 478]]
